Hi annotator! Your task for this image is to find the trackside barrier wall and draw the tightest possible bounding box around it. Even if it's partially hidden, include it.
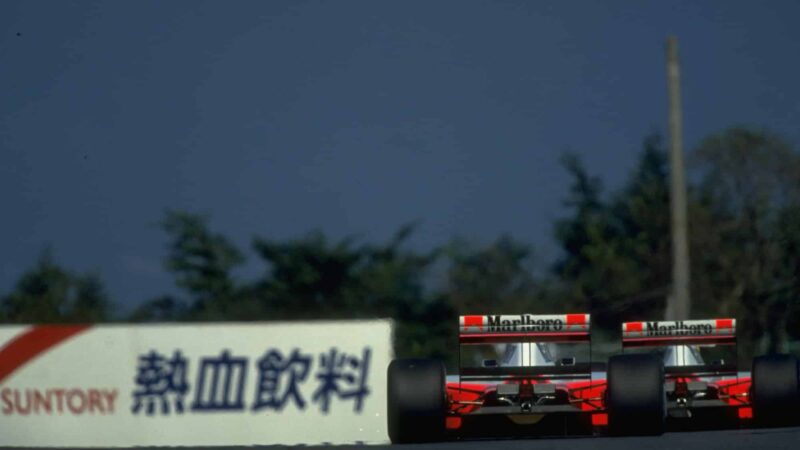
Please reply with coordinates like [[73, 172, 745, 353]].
[[0, 321, 393, 447]]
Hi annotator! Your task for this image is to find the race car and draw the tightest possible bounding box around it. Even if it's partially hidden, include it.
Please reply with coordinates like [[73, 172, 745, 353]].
[[618, 319, 800, 431], [386, 313, 609, 443]]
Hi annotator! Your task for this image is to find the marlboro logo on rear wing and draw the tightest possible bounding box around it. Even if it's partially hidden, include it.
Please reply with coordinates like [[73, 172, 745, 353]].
[[622, 319, 736, 347], [459, 314, 590, 344]]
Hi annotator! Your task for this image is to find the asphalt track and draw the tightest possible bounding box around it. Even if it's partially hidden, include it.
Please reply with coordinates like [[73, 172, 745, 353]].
[[4, 427, 799, 450], [266, 427, 794, 449], [378, 427, 800, 450]]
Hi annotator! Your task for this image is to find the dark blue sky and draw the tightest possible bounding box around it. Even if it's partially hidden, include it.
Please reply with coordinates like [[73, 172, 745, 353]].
[[2, 0, 799, 312]]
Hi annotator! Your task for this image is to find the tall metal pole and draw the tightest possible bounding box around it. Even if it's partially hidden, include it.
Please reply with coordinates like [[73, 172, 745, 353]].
[[666, 36, 691, 320]]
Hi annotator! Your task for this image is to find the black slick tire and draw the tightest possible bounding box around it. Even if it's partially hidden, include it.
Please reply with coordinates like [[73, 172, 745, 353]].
[[387, 358, 447, 443], [751, 353, 799, 427], [606, 353, 666, 436]]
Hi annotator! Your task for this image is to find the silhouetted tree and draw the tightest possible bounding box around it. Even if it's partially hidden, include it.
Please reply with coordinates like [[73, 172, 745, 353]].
[[1, 250, 111, 323]]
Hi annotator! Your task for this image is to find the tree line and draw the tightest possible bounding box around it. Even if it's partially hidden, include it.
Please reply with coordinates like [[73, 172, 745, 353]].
[[2, 126, 799, 365]]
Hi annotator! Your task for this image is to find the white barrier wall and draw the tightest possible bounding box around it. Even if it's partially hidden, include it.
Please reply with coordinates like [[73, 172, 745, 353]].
[[0, 320, 393, 447]]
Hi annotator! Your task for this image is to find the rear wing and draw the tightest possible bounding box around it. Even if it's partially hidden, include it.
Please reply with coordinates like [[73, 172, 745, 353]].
[[459, 313, 590, 344], [622, 319, 736, 348], [458, 313, 592, 380]]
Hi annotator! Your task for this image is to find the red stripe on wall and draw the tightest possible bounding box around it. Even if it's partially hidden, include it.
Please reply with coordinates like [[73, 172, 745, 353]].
[[0, 325, 91, 384]]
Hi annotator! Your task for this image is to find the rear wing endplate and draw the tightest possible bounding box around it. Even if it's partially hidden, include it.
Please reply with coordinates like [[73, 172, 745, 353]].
[[459, 313, 590, 344], [622, 319, 736, 347]]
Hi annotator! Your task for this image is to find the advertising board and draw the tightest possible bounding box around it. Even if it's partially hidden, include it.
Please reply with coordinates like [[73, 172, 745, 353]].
[[0, 320, 392, 446]]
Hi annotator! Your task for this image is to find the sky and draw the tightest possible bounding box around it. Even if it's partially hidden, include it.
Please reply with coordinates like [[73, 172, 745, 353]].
[[1, 0, 799, 312]]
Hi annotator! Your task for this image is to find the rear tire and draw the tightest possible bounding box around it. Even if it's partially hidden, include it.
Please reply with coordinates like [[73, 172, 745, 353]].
[[751, 354, 799, 427], [606, 353, 666, 436], [387, 358, 446, 443]]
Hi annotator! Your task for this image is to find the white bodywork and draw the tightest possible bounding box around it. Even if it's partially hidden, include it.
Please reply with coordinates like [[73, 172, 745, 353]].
[[501, 343, 557, 367], [502, 343, 704, 368], [662, 345, 705, 367]]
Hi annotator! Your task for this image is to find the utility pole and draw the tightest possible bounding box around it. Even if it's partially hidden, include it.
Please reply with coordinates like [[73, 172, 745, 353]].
[[665, 36, 691, 320]]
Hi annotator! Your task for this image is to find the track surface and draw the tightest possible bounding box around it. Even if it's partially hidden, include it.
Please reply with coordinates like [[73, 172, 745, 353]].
[[4, 427, 799, 450], [351, 427, 797, 450], [381, 427, 800, 450]]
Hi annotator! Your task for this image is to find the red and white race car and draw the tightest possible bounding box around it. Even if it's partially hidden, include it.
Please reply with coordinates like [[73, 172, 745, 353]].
[[618, 319, 800, 431], [386, 315, 800, 443], [387, 313, 608, 442]]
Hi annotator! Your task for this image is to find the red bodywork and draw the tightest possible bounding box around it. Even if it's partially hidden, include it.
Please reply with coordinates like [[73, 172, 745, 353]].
[[446, 379, 609, 414], [443, 369, 753, 435], [666, 375, 753, 420]]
